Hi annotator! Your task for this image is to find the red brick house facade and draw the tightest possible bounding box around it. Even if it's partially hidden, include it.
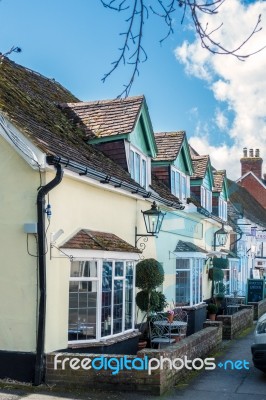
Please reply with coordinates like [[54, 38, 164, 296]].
[[237, 148, 266, 209]]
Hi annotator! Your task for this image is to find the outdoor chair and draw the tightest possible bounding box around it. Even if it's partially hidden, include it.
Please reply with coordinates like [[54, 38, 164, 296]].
[[149, 314, 175, 349], [171, 308, 188, 341], [226, 291, 240, 314]]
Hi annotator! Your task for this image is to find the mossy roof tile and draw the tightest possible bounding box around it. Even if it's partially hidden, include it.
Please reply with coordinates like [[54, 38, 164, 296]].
[[59, 96, 144, 140], [153, 131, 185, 162], [61, 229, 141, 253]]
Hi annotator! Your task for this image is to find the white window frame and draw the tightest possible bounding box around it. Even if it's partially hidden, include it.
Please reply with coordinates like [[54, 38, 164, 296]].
[[68, 259, 136, 344], [229, 259, 240, 294], [218, 197, 227, 221], [129, 145, 150, 189], [171, 167, 190, 201], [201, 186, 212, 212], [175, 256, 205, 306]]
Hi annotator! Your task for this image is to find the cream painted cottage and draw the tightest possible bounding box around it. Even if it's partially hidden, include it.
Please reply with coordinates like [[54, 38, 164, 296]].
[[0, 57, 234, 384], [0, 57, 185, 383]]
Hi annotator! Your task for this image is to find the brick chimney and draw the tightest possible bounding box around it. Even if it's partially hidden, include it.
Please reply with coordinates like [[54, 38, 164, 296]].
[[240, 147, 263, 179]]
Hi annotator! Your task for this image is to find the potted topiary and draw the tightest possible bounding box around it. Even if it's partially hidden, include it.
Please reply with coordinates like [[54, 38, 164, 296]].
[[135, 258, 167, 347], [207, 303, 218, 321]]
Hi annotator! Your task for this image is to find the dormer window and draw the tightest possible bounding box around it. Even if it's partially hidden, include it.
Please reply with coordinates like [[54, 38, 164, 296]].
[[201, 186, 212, 212], [171, 167, 190, 201], [219, 198, 227, 221], [129, 145, 150, 189]]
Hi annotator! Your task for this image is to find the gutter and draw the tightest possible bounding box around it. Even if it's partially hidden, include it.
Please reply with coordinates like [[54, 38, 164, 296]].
[[46, 155, 184, 210], [34, 163, 64, 385]]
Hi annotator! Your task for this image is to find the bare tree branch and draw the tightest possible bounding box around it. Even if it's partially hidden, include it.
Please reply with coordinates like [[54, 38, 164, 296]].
[[101, 0, 265, 97], [0, 46, 22, 63]]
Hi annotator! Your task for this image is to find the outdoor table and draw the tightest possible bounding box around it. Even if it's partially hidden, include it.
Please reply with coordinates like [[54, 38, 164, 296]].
[[154, 320, 187, 339]]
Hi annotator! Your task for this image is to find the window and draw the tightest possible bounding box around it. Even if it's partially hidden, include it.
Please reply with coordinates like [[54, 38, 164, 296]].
[[68, 260, 135, 342], [176, 258, 204, 306], [229, 259, 240, 293], [201, 186, 212, 212], [171, 167, 190, 200], [218, 198, 227, 221], [130, 147, 149, 188]]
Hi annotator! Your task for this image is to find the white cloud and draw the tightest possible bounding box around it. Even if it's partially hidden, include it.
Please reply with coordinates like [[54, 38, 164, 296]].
[[215, 109, 228, 131], [188, 136, 243, 180], [175, 0, 266, 179]]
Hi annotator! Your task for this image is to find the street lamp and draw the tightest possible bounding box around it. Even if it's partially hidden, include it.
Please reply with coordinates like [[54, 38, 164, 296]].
[[214, 224, 228, 251], [135, 201, 166, 247]]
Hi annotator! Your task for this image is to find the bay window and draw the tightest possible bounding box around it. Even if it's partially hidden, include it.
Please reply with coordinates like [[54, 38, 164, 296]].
[[69, 259, 135, 343], [176, 257, 204, 306]]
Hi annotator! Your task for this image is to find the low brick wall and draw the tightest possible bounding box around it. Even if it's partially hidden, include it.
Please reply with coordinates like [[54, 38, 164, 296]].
[[248, 298, 266, 320], [45, 322, 222, 396], [216, 307, 253, 340]]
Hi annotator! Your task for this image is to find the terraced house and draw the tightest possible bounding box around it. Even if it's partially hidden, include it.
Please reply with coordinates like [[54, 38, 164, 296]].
[[0, 57, 232, 384]]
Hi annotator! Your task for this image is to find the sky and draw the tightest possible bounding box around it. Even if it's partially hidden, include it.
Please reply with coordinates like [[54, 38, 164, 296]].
[[0, 0, 265, 179]]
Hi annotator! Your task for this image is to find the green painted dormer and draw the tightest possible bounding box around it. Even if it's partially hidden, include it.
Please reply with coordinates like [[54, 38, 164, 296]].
[[190, 151, 214, 213], [152, 131, 194, 202], [60, 95, 157, 189], [212, 170, 228, 221]]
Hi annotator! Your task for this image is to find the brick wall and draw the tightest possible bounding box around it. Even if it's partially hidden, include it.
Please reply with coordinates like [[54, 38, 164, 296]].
[[45, 322, 222, 396], [216, 307, 253, 340], [248, 299, 266, 320], [240, 157, 263, 180]]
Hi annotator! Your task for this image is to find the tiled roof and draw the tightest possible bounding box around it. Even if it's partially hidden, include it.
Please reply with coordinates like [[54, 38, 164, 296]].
[[228, 179, 266, 228], [0, 58, 184, 210], [174, 240, 208, 253], [151, 174, 183, 206], [0, 58, 145, 187], [61, 229, 140, 253], [153, 131, 185, 162], [213, 170, 226, 192], [59, 96, 144, 140], [191, 155, 209, 179]]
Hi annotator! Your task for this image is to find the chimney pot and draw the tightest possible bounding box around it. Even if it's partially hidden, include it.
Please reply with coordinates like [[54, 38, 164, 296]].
[[255, 148, 260, 157], [249, 149, 254, 157], [243, 147, 247, 157]]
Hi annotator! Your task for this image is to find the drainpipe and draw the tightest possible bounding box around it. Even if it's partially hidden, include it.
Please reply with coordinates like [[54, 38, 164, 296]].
[[34, 163, 64, 385]]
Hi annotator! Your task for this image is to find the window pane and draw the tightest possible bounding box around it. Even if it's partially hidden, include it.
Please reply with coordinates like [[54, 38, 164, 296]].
[[142, 159, 147, 188], [224, 201, 227, 221], [125, 262, 134, 330], [201, 187, 205, 208], [171, 170, 176, 195], [186, 176, 190, 198], [70, 261, 97, 278], [176, 259, 190, 305], [115, 261, 124, 277], [68, 275, 97, 341], [130, 150, 134, 179], [176, 172, 180, 198], [113, 279, 123, 334], [182, 175, 186, 199], [101, 261, 112, 336], [135, 153, 140, 184]]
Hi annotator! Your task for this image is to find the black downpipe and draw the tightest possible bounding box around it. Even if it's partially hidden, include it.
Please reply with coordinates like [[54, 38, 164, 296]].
[[34, 163, 64, 386]]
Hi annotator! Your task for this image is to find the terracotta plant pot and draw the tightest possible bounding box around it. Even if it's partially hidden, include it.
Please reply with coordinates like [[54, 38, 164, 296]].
[[167, 314, 174, 323], [209, 314, 216, 321]]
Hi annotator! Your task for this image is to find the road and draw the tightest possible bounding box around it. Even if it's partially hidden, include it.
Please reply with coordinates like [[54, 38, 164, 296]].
[[0, 326, 265, 400]]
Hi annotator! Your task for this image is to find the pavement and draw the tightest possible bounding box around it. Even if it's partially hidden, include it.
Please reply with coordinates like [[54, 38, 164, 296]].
[[0, 325, 265, 400]]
